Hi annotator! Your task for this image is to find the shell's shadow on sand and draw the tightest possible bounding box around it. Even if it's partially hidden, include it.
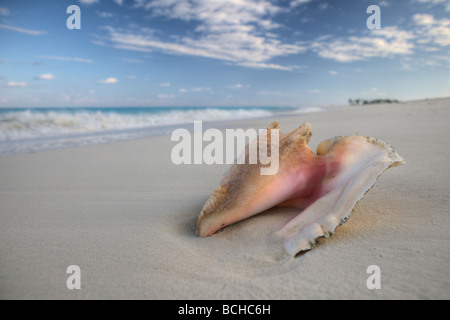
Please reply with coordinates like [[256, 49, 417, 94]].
[[170, 192, 387, 281]]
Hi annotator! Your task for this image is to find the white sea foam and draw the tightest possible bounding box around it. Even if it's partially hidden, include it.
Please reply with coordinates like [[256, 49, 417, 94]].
[[0, 107, 325, 155], [0, 109, 273, 141]]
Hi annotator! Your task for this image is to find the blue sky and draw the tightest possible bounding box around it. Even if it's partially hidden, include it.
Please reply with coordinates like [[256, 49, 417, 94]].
[[0, 0, 449, 108]]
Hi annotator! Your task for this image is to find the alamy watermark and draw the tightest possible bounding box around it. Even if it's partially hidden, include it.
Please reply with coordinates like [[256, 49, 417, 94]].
[[367, 5, 381, 30], [66, 265, 81, 290], [66, 5, 81, 30], [171, 121, 280, 176], [366, 265, 381, 290]]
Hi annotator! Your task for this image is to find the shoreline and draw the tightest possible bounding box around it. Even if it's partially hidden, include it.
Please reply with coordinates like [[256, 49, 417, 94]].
[[0, 105, 330, 157], [1, 97, 446, 157], [0, 97, 449, 299]]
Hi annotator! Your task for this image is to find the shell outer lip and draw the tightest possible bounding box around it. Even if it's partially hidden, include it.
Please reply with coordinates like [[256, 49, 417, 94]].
[[195, 123, 405, 257]]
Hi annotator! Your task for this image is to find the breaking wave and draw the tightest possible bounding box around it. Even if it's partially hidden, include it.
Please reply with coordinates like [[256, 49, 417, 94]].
[[0, 106, 325, 154]]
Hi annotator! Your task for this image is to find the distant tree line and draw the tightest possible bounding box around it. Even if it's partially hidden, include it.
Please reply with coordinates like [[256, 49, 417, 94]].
[[348, 98, 400, 106]]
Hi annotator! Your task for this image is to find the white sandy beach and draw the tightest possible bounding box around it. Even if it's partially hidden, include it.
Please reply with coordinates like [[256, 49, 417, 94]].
[[0, 98, 449, 300]]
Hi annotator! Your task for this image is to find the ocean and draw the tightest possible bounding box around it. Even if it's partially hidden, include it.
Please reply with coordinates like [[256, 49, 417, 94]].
[[0, 106, 325, 155]]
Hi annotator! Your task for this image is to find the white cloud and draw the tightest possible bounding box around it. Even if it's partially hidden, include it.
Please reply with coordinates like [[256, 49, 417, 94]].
[[297, 14, 448, 64], [160, 82, 171, 87], [113, 0, 124, 5], [139, 0, 281, 28], [96, 11, 114, 18], [36, 74, 55, 80], [192, 87, 214, 93], [178, 87, 213, 93], [308, 27, 415, 62], [329, 71, 338, 75], [416, 0, 450, 11], [413, 13, 436, 26], [226, 84, 250, 89], [290, 0, 313, 8], [104, 26, 303, 70], [113, 44, 154, 53], [7, 81, 28, 87], [236, 61, 295, 70], [104, 0, 305, 70], [99, 77, 118, 84], [100, 2, 448, 70], [413, 14, 450, 46], [313, 14, 449, 64], [79, 0, 99, 4], [0, 7, 10, 16], [0, 24, 47, 36], [91, 40, 107, 46], [121, 58, 143, 63], [37, 56, 94, 63]]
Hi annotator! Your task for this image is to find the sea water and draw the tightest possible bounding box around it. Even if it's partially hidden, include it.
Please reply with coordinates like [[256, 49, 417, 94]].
[[0, 106, 324, 155]]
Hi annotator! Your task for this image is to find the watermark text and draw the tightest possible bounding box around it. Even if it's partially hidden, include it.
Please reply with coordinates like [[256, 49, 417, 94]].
[[171, 121, 279, 175]]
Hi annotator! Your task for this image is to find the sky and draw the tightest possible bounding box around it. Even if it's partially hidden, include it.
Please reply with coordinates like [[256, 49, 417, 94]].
[[0, 0, 449, 108]]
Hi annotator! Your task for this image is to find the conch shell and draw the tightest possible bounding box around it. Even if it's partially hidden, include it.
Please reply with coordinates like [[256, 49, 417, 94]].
[[196, 122, 405, 256]]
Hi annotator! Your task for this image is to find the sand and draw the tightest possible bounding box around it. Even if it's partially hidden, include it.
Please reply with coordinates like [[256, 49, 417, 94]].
[[0, 98, 449, 300]]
